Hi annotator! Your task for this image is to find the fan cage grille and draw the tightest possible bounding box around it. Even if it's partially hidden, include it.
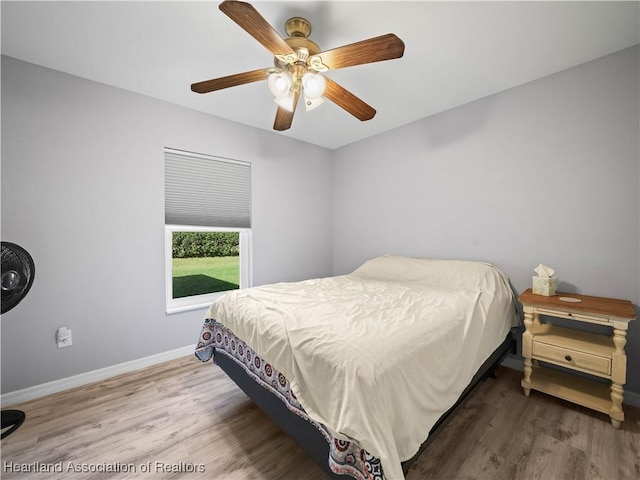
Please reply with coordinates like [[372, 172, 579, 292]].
[[1, 242, 35, 314]]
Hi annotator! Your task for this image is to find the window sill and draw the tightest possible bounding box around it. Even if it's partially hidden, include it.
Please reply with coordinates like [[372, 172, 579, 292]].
[[166, 290, 229, 315], [166, 302, 213, 315]]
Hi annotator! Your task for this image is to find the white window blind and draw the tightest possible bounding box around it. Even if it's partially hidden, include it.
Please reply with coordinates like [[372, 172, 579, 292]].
[[164, 148, 251, 228]]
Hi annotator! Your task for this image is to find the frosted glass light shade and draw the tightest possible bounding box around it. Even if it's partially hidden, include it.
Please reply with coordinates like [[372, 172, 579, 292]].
[[267, 71, 293, 98], [274, 91, 296, 112], [304, 96, 325, 111], [301, 72, 326, 99]]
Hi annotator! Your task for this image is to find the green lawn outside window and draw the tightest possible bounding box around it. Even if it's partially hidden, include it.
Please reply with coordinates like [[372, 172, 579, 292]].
[[172, 256, 239, 298]]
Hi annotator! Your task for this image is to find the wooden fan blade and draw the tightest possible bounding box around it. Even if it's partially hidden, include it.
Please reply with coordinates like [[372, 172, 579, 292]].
[[273, 91, 300, 131], [273, 107, 294, 131], [220, 0, 295, 56], [323, 77, 376, 121], [317, 33, 405, 70], [191, 68, 270, 93]]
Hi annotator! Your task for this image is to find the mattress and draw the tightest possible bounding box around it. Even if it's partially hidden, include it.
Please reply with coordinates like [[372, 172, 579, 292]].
[[196, 255, 519, 479]]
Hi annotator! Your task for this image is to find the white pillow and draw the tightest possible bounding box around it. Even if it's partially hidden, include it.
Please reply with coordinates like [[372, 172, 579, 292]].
[[351, 254, 504, 291]]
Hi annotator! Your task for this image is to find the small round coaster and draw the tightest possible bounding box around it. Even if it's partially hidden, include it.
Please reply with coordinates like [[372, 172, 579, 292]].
[[559, 296, 582, 303]]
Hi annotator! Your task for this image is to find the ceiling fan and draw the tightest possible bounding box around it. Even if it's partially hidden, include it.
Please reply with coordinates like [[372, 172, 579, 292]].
[[191, 0, 405, 131]]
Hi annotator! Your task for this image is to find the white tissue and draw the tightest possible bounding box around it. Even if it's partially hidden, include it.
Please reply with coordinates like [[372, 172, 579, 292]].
[[534, 264, 555, 278]]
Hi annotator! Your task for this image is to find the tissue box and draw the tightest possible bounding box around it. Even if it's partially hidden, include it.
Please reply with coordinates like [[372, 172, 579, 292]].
[[533, 276, 557, 296]]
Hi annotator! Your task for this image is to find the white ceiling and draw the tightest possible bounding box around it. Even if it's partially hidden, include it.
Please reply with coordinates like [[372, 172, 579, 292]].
[[2, 1, 638, 149]]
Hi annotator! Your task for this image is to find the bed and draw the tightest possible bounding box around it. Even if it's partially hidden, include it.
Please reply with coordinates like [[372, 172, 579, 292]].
[[195, 255, 520, 480]]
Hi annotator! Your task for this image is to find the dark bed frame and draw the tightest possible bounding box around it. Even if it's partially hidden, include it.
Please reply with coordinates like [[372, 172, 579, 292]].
[[214, 330, 516, 479]]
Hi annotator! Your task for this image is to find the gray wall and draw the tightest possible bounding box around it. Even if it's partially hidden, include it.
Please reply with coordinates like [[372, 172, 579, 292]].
[[332, 46, 640, 395], [1, 56, 334, 393]]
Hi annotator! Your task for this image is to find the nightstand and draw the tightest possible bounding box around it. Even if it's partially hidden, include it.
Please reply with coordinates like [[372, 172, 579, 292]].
[[519, 288, 636, 428]]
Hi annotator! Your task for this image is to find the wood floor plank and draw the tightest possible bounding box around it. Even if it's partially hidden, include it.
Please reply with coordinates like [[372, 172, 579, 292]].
[[587, 403, 640, 480], [518, 432, 588, 480], [2, 357, 638, 480]]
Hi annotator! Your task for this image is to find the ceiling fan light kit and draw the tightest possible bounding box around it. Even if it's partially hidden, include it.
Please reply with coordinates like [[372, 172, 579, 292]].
[[274, 91, 296, 112], [191, 0, 405, 131], [301, 72, 326, 99], [267, 70, 293, 98], [304, 96, 325, 112]]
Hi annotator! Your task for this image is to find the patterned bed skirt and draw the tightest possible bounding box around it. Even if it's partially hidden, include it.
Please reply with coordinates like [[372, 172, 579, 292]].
[[195, 318, 385, 480]]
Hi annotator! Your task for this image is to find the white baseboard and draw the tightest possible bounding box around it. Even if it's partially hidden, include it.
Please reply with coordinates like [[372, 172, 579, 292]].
[[1, 344, 196, 406], [500, 356, 640, 408]]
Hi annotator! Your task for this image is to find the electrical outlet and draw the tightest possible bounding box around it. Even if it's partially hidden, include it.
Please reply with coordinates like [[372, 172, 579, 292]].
[[56, 327, 72, 348]]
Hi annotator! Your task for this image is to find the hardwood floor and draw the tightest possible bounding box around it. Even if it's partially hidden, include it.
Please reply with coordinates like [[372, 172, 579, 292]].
[[2, 356, 638, 479]]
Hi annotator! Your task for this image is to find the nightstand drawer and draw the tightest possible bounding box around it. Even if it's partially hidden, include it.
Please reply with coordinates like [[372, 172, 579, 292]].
[[532, 341, 611, 376], [537, 308, 609, 325]]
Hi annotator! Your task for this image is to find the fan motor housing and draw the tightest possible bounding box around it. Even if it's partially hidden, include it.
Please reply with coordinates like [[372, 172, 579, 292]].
[[283, 17, 321, 57], [284, 37, 321, 57]]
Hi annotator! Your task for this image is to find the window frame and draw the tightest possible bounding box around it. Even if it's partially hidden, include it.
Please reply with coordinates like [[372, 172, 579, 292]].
[[165, 225, 252, 314]]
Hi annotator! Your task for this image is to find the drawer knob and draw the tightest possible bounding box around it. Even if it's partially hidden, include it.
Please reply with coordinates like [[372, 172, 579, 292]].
[[565, 355, 572, 361]]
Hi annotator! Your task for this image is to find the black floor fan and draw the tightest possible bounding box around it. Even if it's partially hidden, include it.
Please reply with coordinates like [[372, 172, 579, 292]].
[[1, 242, 35, 439]]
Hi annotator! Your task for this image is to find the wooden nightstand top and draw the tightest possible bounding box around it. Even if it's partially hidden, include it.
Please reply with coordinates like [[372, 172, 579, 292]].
[[518, 288, 636, 321]]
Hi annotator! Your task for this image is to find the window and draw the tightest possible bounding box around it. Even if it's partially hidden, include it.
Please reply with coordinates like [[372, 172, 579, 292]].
[[164, 148, 251, 314], [164, 226, 251, 313]]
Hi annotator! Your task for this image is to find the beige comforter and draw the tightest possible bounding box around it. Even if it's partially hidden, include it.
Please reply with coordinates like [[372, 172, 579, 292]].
[[206, 255, 519, 480]]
